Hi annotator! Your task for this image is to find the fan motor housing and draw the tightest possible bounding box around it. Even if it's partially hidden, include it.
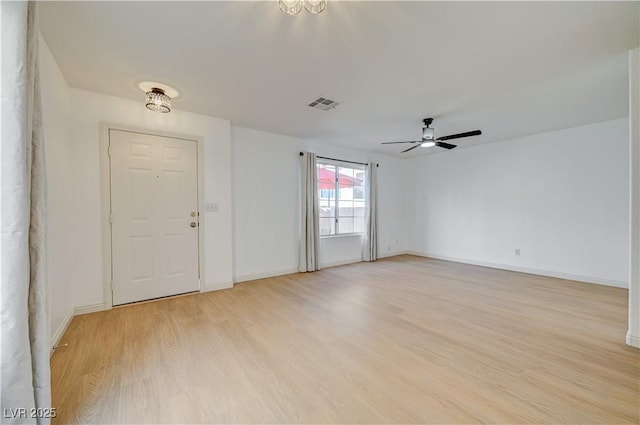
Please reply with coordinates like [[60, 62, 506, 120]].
[[422, 127, 435, 140]]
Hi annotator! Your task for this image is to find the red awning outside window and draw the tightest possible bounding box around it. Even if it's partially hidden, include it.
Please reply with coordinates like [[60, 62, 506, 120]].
[[317, 167, 363, 189]]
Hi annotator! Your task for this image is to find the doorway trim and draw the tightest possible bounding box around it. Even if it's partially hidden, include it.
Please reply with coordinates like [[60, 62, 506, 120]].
[[100, 123, 206, 310]]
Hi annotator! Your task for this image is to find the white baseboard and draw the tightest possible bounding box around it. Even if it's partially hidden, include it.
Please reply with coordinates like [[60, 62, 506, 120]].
[[626, 331, 640, 348], [201, 281, 234, 293], [234, 267, 299, 283], [232, 252, 411, 284], [73, 303, 105, 316], [406, 251, 628, 288], [320, 257, 362, 269], [233, 254, 407, 283], [378, 250, 408, 259], [49, 302, 109, 356], [50, 308, 73, 354]]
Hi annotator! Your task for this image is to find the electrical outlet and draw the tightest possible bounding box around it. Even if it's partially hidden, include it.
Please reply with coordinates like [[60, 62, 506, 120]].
[[515, 248, 521, 256], [387, 246, 391, 251]]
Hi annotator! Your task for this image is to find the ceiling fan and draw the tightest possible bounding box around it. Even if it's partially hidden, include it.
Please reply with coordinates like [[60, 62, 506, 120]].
[[382, 118, 482, 153]]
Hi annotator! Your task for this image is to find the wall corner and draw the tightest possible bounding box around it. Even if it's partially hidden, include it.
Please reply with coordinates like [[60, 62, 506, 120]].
[[627, 48, 640, 348]]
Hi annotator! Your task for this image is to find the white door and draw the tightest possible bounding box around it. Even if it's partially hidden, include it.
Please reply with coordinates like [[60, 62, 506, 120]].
[[109, 129, 199, 305]]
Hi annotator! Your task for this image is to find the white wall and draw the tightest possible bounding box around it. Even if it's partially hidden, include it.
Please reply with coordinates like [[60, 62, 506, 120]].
[[231, 126, 407, 281], [231, 128, 299, 280], [39, 34, 74, 345], [68, 90, 233, 308], [407, 118, 630, 287]]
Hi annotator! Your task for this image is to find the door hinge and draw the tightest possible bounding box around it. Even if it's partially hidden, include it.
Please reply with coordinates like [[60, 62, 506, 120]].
[[110, 281, 114, 291], [107, 145, 111, 157], [109, 213, 112, 224]]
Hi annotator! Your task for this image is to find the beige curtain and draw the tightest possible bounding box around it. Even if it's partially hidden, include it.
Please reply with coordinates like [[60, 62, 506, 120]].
[[363, 163, 378, 261], [1, 2, 51, 424], [299, 152, 320, 272]]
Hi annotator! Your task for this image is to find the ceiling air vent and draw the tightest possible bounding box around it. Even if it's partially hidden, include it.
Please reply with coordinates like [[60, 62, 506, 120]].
[[308, 96, 339, 111]]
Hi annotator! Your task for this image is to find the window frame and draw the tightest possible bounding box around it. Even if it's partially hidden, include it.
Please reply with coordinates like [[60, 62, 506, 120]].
[[316, 159, 367, 238]]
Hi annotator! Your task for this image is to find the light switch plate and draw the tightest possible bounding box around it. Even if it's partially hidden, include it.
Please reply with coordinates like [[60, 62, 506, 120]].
[[205, 203, 218, 213]]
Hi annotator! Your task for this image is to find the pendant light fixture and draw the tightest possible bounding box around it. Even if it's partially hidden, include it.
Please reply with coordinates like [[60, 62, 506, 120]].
[[278, 0, 326, 15], [145, 87, 171, 113]]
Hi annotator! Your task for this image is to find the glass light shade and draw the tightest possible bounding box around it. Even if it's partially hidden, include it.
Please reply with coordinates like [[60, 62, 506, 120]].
[[421, 141, 436, 148], [145, 88, 171, 113], [304, 0, 326, 14], [278, 0, 303, 15]]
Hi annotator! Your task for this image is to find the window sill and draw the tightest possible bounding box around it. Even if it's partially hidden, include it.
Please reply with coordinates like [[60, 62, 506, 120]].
[[320, 233, 364, 239]]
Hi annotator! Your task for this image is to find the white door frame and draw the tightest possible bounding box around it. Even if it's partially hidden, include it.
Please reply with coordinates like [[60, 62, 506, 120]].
[[100, 123, 206, 310]]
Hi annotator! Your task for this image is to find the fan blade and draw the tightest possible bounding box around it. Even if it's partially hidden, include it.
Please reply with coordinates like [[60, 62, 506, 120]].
[[381, 141, 420, 145], [401, 144, 421, 153], [437, 130, 482, 141], [436, 141, 457, 150]]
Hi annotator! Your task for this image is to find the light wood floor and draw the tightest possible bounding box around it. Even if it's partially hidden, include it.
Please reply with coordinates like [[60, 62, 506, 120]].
[[51, 255, 639, 424]]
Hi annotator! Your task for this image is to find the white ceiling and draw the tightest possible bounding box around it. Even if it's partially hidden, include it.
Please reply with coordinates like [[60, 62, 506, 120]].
[[39, 1, 639, 156]]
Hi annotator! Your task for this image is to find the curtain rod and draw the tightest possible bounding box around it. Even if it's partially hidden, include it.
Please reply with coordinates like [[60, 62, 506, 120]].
[[299, 152, 379, 167]]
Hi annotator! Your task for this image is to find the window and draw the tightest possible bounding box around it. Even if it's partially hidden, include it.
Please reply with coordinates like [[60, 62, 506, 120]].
[[317, 161, 366, 236]]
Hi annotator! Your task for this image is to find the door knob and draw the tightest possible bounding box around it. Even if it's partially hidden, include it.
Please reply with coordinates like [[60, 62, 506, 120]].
[[190, 222, 197, 228]]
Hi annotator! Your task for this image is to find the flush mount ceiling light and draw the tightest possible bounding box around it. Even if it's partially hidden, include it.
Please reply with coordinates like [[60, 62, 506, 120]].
[[138, 81, 179, 114], [278, 0, 327, 15], [145, 88, 171, 113]]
